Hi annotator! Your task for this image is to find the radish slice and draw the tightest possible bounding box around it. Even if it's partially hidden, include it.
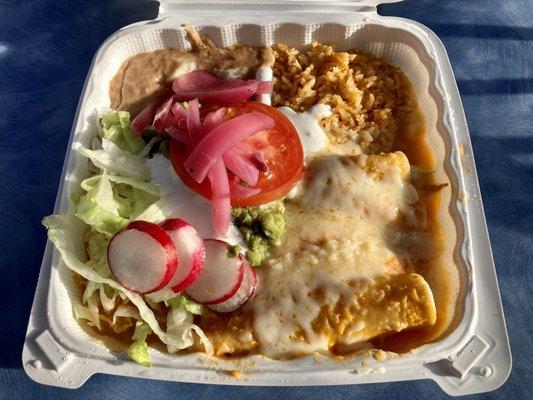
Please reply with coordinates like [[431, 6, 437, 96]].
[[207, 259, 257, 313], [172, 71, 273, 105], [208, 159, 231, 235], [223, 150, 259, 186], [107, 221, 178, 294], [160, 218, 206, 293], [184, 112, 275, 183], [185, 240, 244, 304]]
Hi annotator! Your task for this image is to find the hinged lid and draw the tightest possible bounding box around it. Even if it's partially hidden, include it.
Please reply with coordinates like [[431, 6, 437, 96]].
[[158, 0, 403, 16]]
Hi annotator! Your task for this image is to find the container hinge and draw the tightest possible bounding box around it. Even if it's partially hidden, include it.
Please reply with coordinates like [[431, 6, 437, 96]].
[[35, 330, 74, 373], [157, 1, 387, 17], [448, 335, 489, 378]]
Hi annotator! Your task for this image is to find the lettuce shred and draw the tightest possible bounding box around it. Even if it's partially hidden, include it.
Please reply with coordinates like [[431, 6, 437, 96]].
[[126, 322, 152, 366]]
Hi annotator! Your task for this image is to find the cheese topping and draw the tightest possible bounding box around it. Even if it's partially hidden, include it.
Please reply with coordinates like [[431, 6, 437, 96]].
[[248, 152, 433, 357]]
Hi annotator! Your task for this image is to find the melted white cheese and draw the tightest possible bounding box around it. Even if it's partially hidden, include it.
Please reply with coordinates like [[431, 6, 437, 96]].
[[248, 152, 425, 358], [301, 155, 419, 222]]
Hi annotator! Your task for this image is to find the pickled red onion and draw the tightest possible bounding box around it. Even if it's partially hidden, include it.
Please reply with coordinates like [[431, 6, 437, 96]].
[[171, 101, 187, 119], [207, 159, 231, 235], [186, 99, 201, 145], [184, 112, 275, 183], [202, 107, 226, 135], [165, 126, 189, 143], [223, 151, 259, 186], [153, 96, 174, 132], [229, 175, 261, 198], [131, 89, 173, 136], [131, 101, 159, 136], [250, 152, 270, 173], [202, 107, 259, 187], [256, 81, 273, 95], [172, 71, 273, 105]]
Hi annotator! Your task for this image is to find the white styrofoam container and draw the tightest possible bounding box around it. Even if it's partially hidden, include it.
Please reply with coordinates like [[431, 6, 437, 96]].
[[22, 1, 511, 396]]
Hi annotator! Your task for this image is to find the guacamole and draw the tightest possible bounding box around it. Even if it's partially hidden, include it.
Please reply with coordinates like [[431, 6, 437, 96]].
[[232, 200, 285, 266]]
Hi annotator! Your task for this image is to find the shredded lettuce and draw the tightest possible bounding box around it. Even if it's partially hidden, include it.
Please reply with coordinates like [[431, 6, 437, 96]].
[[109, 303, 139, 333], [81, 231, 120, 316], [127, 340, 151, 366], [81, 174, 159, 197], [81, 279, 118, 317], [144, 287, 178, 303], [145, 290, 203, 315], [165, 298, 213, 355], [100, 110, 145, 155], [132, 320, 152, 342], [76, 170, 158, 238], [85, 231, 108, 264], [136, 137, 161, 159], [74, 140, 150, 181], [126, 321, 152, 366], [82, 280, 99, 304], [75, 171, 128, 236], [131, 187, 159, 217], [99, 284, 118, 313], [166, 306, 194, 354], [165, 295, 203, 315], [113, 184, 133, 218], [73, 299, 101, 330], [112, 303, 140, 325], [87, 291, 102, 330], [132, 197, 181, 224]]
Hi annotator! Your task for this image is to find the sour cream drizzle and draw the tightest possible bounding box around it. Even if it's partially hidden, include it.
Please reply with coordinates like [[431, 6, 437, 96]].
[[278, 105, 332, 159]]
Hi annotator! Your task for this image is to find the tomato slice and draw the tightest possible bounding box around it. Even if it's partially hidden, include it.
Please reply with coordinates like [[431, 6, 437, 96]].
[[170, 102, 304, 207]]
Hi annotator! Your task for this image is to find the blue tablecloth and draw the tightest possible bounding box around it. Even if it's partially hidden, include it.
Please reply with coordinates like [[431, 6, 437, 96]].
[[1, 0, 531, 398]]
